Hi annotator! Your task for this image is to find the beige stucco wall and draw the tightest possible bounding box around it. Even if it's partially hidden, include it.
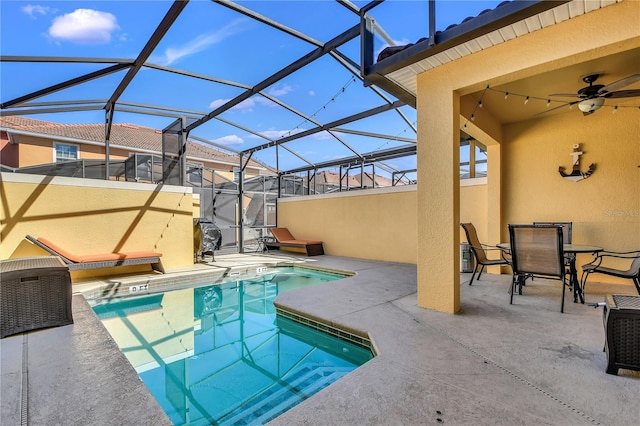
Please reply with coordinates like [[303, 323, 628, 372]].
[[6, 134, 131, 167], [502, 108, 639, 248], [460, 178, 489, 241], [277, 186, 418, 264], [0, 172, 195, 280], [502, 108, 640, 274], [277, 182, 488, 264]]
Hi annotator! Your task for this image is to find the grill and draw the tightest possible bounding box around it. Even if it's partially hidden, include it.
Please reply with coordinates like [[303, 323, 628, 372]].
[[193, 218, 221, 262]]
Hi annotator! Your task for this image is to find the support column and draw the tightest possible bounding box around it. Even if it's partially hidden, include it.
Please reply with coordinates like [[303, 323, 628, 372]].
[[486, 143, 504, 274], [417, 83, 460, 313]]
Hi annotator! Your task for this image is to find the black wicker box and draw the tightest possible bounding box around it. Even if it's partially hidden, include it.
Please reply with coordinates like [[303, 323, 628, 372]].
[[1, 256, 73, 338], [603, 294, 640, 375]]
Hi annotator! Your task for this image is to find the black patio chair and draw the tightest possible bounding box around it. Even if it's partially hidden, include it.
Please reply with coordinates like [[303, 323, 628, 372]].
[[508, 224, 568, 312], [581, 250, 640, 295], [460, 223, 510, 286]]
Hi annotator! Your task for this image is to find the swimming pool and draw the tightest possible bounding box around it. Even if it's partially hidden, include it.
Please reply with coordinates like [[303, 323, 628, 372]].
[[91, 266, 373, 425]]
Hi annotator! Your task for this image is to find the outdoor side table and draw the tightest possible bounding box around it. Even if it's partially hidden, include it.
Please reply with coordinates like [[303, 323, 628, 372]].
[[1, 256, 73, 338], [602, 294, 640, 375]]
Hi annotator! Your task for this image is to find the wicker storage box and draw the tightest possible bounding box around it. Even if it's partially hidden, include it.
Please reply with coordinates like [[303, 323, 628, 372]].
[[1, 256, 73, 338], [603, 294, 640, 375]]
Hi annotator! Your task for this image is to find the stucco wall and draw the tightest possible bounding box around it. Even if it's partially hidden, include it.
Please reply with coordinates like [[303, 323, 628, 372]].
[[503, 108, 639, 245], [502, 108, 640, 275], [276, 182, 489, 264], [277, 186, 418, 263], [0, 173, 195, 280], [460, 178, 489, 242]]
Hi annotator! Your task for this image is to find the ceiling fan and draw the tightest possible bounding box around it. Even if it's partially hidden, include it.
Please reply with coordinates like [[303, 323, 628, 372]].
[[548, 73, 640, 115]]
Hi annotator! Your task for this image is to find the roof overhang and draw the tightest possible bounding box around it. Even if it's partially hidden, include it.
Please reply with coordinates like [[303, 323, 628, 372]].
[[364, 0, 599, 107]]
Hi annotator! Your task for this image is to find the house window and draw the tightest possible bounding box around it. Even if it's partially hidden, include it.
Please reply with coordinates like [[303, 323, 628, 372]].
[[54, 143, 79, 162]]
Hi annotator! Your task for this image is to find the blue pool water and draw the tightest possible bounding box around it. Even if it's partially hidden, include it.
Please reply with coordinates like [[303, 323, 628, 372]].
[[92, 267, 373, 425]]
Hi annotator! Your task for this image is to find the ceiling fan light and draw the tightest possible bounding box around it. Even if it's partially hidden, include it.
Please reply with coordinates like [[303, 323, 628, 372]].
[[578, 98, 604, 113]]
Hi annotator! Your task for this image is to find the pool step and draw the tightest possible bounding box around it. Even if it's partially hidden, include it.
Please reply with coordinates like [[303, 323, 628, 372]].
[[219, 364, 352, 425]]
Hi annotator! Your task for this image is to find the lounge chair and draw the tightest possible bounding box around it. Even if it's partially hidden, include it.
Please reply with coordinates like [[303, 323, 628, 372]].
[[266, 228, 324, 256], [25, 235, 165, 273]]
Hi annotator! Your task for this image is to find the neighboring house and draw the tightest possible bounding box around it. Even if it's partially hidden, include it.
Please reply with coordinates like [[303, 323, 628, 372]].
[[281, 170, 410, 195], [0, 116, 273, 183]]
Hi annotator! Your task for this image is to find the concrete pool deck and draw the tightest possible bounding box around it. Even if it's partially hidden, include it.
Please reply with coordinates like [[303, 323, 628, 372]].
[[1, 253, 638, 425]]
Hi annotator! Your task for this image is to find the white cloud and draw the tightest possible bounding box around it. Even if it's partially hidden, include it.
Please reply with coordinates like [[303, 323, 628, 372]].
[[209, 96, 275, 112], [308, 90, 315, 96], [159, 19, 246, 65], [245, 127, 334, 141], [214, 135, 244, 145], [259, 129, 295, 139], [22, 4, 50, 18], [310, 131, 333, 141], [48, 9, 119, 44], [268, 84, 292, 97], [209, 97, 256, 112], [255, 97, 277, 108]]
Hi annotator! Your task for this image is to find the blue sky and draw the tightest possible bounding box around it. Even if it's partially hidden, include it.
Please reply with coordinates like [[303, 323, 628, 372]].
[[1, 1, 500, 173]]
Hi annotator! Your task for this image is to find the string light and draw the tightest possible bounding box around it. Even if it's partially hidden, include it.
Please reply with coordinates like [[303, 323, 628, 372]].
[[481, 86, 638, 114], [462, 86, 488, 130], [283, 76, 356, 138], [375, 121, 417, 150]]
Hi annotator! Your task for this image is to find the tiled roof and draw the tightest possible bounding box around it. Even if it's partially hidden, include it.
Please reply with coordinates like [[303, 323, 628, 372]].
[[355, 171, 406, 187], [313, 170, 406, 188], [0, 116, 268, 171], [314, 170, 359, 187], [377, 1, 511, 62]]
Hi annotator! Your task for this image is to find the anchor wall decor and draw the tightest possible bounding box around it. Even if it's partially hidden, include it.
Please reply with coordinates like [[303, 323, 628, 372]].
[[559, 144, 595, 182]]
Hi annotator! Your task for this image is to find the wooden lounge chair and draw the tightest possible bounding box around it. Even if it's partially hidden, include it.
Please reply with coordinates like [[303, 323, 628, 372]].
[[266, 228, 324, 256], [26, 235, 165, 273]]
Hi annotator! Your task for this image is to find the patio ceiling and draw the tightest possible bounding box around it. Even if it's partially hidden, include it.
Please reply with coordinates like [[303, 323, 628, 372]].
[[464, 47, 640, 124]]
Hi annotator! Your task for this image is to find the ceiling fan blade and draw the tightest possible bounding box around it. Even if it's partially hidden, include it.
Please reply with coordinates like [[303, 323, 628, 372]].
[[534, 100, 578, 116], [598, 74, 640, 94], [548, 93, 580, 98], [602, 89, 640, 99]]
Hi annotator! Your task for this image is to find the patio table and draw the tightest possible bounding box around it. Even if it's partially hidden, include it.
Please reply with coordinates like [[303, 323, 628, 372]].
[[497, 243, 602, 304]]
